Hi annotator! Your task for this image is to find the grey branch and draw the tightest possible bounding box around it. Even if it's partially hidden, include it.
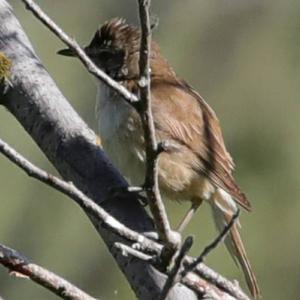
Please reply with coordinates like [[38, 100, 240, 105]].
[[136, 0, 175, 247], [114, 242, 155, 262], [0, 244, 98, 300], [0, 1, 250, 299]]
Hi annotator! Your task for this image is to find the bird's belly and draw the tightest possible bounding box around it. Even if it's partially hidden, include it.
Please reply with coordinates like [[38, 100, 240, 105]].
[[95, 84, 214, 201], [102, 133, 146, 186], [98, 117, 214, 201], [101, 125, 214, 201], [96, 86, 145, 186]]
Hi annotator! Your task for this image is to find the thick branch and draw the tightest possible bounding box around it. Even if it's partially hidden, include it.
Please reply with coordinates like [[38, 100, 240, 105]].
[[0, 244, 98, 300]]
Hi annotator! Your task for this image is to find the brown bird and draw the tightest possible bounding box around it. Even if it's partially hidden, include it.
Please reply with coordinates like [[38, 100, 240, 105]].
[[58, 18, 260, 298]]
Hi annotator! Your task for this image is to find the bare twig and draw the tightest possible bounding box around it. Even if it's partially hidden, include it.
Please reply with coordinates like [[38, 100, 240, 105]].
[[182, 274, 237, 300], [21, 0, 138, 104], [137, 0, 175, 247], [184, 261, 249, 300], [114, 242, 155, 262], [183, 212, 250, 300], [160, 236, 194, 300], [0, 138, 161, 255], [0, 244, 98, 300], [182, 210, 240, 278]]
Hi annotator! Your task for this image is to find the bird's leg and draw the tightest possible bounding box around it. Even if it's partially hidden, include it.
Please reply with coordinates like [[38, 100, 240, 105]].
[[176, 202, 202, 233]]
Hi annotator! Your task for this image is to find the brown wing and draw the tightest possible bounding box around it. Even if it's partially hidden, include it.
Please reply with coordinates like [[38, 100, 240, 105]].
[[151, 78, 251, 211]]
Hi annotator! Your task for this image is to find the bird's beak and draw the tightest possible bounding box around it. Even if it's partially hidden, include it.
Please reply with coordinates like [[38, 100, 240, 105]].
[[57, 48, 77, 57], [58, 46, 113, 58], [57, 46, 101, 58]]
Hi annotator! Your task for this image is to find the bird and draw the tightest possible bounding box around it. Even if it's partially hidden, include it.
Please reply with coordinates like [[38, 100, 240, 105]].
[[58, 18, 260, 298]]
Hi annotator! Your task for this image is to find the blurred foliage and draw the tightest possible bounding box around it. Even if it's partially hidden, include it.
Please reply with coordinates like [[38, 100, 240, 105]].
[[0, 0, 300, 299]]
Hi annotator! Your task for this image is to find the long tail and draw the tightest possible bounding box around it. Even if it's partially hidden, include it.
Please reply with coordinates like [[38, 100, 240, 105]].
[[209, 189, 260, 299]]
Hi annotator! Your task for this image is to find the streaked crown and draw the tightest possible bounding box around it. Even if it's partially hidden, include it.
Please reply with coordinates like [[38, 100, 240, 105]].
[[86, 18, 142, 79]]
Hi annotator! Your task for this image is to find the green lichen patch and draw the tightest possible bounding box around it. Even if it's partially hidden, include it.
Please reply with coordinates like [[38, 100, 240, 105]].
[[0, 52, 12, 82]]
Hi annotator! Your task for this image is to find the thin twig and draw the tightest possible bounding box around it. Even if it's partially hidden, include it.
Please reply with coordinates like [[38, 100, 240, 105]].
[[181, 274, 237, 300], [21, 0, 138, 104], [0, 244, 98, 300], [0, 138, 161, 255], [160, 236, 194, 300], [114, 242, 155, 262], [190, 263, 249, 300], [137, 0, 174, 246], [181, 210, 240, 278]]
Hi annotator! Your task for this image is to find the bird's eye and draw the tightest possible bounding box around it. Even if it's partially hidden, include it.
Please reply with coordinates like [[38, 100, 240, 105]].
[[101, 39, 112, 47]]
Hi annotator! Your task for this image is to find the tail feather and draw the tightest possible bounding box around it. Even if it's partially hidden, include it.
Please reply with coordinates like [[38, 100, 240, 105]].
[[210, 189, 261, 299]]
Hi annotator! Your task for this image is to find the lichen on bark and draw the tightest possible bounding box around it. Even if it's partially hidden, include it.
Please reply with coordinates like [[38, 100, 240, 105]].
[[0, 52, 11, 83]]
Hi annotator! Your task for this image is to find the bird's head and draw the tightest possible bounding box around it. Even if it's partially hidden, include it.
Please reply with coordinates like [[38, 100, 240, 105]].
[[58, 18, 144, 80]]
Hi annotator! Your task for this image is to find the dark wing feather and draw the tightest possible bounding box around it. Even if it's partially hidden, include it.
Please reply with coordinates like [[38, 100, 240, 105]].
[[151, 78, 251, 211]]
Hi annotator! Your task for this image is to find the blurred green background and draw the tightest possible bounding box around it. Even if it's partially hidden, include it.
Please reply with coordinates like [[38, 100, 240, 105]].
[[1, 0, 300, 299]]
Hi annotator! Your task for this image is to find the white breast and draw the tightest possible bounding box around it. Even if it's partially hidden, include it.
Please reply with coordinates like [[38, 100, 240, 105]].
[[95, 82, 145, 186]]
